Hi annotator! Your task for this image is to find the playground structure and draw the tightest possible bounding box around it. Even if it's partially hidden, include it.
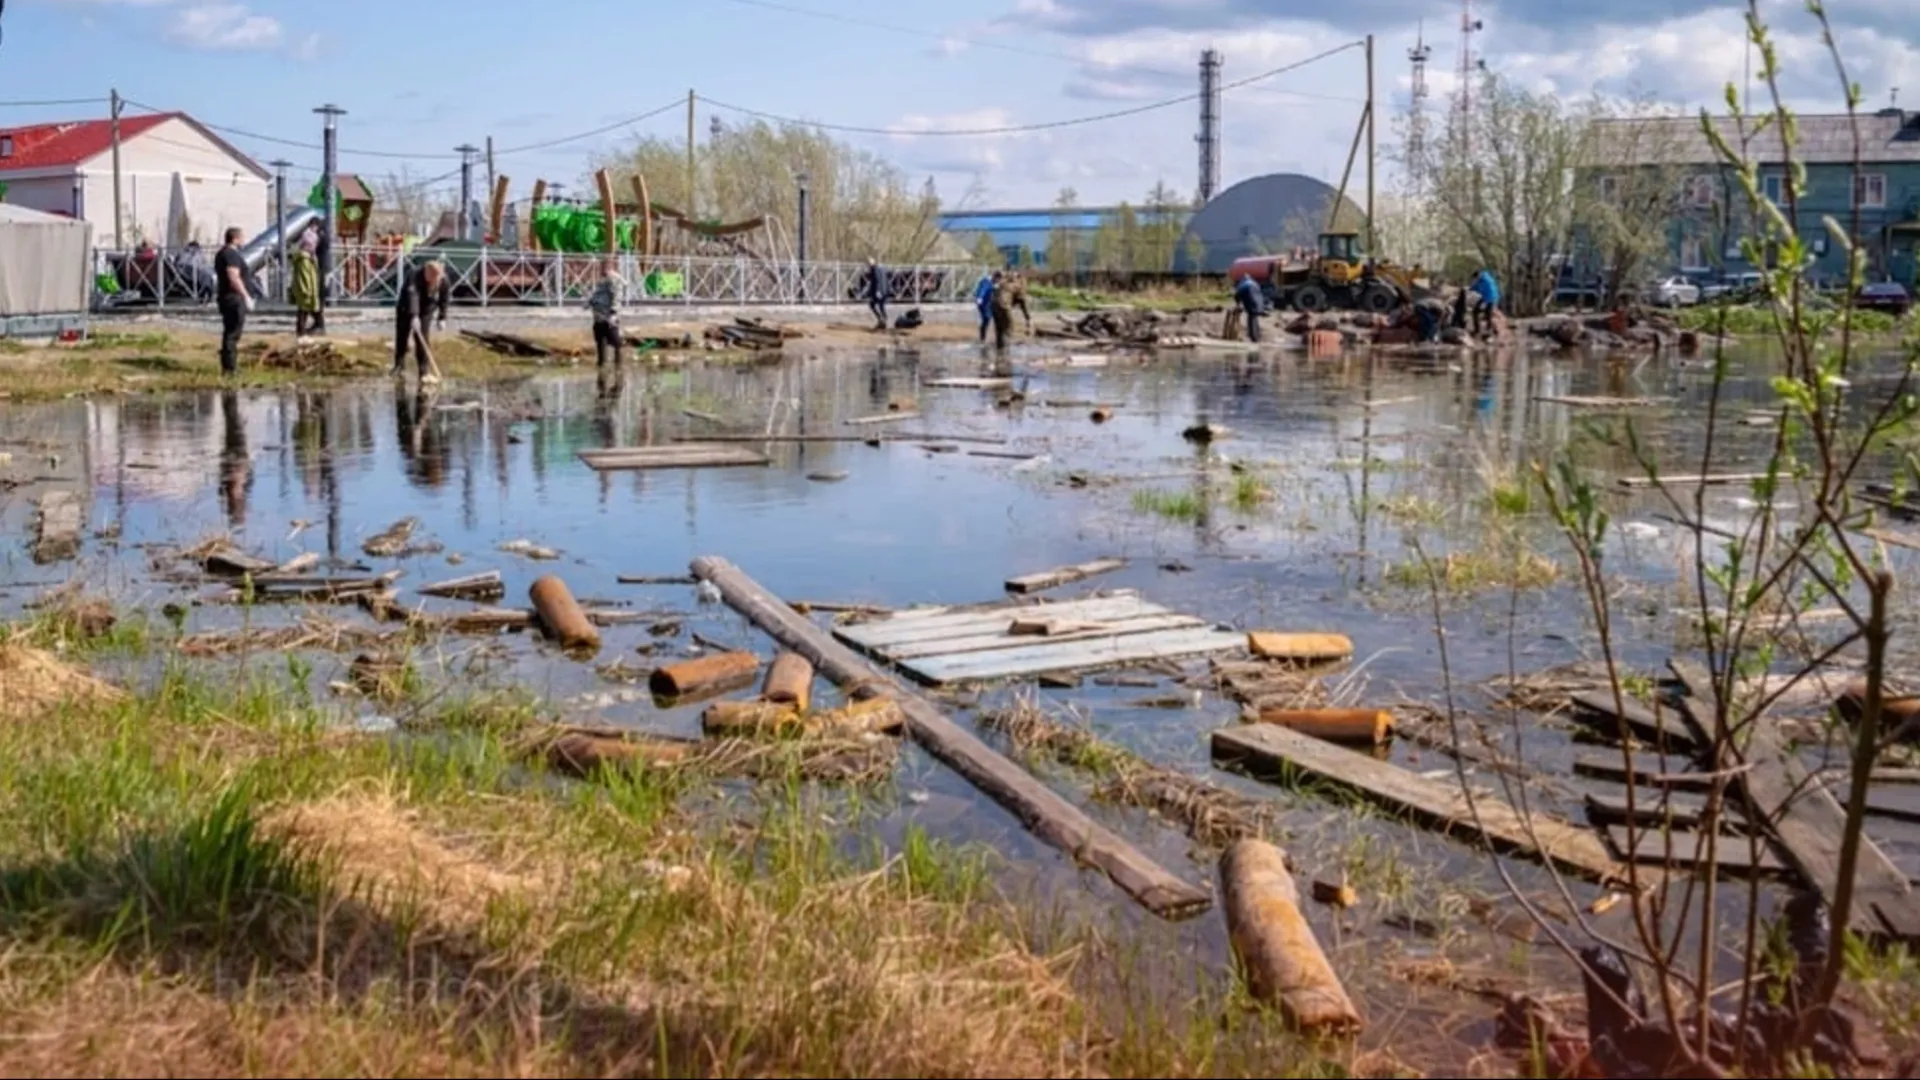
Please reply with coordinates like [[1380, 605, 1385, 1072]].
[[95, 167, 968, 308]]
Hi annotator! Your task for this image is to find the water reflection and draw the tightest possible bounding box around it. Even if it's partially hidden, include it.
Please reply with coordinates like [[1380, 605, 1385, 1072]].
[[396, 385, 449, 490], [218, 389, 251, 529]]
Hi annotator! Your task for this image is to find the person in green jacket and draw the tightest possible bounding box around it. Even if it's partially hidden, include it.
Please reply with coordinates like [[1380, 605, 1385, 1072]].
[[288, 226, 321, 338]]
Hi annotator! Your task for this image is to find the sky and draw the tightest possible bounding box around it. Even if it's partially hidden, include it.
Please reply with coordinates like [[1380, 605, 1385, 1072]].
[[2, 0, 1918, 211]]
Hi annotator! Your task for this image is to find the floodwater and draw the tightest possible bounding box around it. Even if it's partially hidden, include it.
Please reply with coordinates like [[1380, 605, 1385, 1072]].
[[5, 336, 1920, 1064]]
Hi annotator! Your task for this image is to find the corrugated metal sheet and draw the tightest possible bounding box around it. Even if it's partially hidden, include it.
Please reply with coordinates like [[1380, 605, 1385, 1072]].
[[1593, 111, 1920, 166]]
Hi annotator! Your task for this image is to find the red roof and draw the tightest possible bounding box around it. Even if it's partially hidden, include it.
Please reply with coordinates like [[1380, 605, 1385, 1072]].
[[0, 113, 172, 171]]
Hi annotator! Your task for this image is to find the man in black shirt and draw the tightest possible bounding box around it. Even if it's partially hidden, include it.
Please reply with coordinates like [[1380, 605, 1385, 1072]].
[[212, 226, 252, 376], [864, 257, 889, 330], [393, 257, 450, 380]]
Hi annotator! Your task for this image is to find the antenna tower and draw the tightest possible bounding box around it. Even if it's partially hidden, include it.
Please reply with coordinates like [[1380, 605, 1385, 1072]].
[[1196, 49, 1223, 204], [1407, 24, 1432, 185], [1452, 0, 1483, 155]]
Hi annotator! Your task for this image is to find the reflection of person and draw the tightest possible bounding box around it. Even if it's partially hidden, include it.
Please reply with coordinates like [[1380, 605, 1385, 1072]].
[[213, 227, 253, 376], [218, 389, 252, 528], [395, 383, 447, 489]]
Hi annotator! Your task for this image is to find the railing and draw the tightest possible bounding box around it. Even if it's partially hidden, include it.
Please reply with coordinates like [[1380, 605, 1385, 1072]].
[[90, 244, 980, 311]]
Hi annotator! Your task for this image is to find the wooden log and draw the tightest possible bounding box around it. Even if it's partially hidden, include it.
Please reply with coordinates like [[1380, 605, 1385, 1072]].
[[762, 652, 814, 710], [1247, 632, 1354, 663], [650, 650, 760, 699], [543, 730, 698, 778], [1005, 557, 1127, 594], [275, 552, 320, 574], [1219, 839, 1362, 1032], [1090, 407, 1112, 423], [529, 575, 601, 652], [619, 573, 697, 585], [578, 445, 770, 471], [418, 570, 505, 601], [690, 554, 1212, 919], [814, 696, 906, 736], [1246, 707, 1394, 746], [702, 699, 803, 737], [1837, 679, 1920, 737]]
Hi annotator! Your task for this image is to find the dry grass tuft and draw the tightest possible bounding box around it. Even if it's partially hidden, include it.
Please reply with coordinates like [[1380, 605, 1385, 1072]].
[[0, 640, 124, 721], [983, 696, 1278, 847]]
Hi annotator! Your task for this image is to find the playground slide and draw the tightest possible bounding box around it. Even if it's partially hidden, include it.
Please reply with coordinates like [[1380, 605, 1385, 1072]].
[[240, 207, 322, 272]]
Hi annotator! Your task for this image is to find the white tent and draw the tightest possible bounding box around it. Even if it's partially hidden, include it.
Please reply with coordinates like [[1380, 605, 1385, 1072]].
[[0, 203, 92, 317]]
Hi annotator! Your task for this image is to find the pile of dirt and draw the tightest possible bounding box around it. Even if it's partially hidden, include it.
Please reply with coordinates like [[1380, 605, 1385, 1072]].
[[251, 339, 383, 374], [0, 640, 124, 721]]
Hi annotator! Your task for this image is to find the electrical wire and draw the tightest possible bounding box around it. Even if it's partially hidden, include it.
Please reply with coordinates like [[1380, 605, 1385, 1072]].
[[702, 39, 1363, 136], [713, 0, 1360, 105], [491, 99, 684, 156], [0, 97, 112, 109]]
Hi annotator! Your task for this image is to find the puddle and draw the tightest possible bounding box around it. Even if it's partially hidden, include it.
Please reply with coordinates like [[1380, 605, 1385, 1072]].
[[4, 336, 1917, 1067]]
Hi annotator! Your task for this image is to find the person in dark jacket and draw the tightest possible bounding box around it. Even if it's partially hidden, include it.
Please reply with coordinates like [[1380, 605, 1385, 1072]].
[[392, 258, 450, 380], [312, 225, 331, 335], [973, 270, 995, 342], [1233, 273, 1264, 343], [212, 226, 253, 375], [864, 257, 889, 330]]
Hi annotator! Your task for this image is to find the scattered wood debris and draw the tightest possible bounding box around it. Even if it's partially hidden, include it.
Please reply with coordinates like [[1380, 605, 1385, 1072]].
[[418, 570, 505, 601], [459, 329, 571, 358], [704, 317, 800, 351]]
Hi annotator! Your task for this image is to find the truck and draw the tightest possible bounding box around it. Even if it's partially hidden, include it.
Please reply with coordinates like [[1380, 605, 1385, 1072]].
[[1227, 231, 1430, 315]]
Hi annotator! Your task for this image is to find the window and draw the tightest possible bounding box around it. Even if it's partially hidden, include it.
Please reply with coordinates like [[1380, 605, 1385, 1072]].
[[1854, 173, 1887, 208], [1762, 174, 1784, 204], [0, 136, 12, 159], [1688, 175, 1717, 208], [1598, 175, 1619, 201], [1681, 236, 1706, 268]]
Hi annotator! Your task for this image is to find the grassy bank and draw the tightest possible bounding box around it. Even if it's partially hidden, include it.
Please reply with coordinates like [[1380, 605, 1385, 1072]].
[[0, 608, 1353, 1078], [1674, 302, 1914, 338], [1029, 283, 1232, 313]]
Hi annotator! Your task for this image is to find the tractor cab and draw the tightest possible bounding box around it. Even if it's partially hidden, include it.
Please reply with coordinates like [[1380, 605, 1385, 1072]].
[[1317, 231, 1368, 286]]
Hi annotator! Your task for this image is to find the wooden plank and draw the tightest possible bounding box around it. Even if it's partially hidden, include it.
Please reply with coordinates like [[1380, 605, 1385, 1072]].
[[856, 589, 1136, 627], [1861, 527, 1920, 552], [1005, 557, 1127, 595], [1569, 691, 1699, 749], [1617, 472, 1769, 489], [884, 613, 1204, 661], [417, 570, 505, 600], [908, 626, 1245, 686], [1212, 723, 1634, 887], [689, 554, 1212, 920], [922, 376, 1012, 388], [844, 411, 921, 426], [1817, 775, 1920, 825], [1584, 790, 1733, 832], [1572, 748, 1712, 790], [578, 444, 770, 470], [1669, 659, 1920, 940], [1603, 825, 1786, 874], [835, 596, 1156, 650], [672, 432, 1009, 446]]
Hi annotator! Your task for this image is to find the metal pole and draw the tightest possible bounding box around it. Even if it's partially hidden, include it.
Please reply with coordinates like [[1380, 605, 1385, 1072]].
[[109, 89, 123, 249], [269, 159, 291, 302], [314, 104, 345, 304], [455, 144, 479, 241], [797, 171, 809, 301], [686, 89, 697, 216], [485, 135, 495, 220], [1365, 34, 1376, 258]]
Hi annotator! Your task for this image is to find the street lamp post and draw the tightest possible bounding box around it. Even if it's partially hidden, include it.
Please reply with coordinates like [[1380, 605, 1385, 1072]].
[[268, 158, 292, 302], [313, 104, 345, 314], [796, 170, 809, 301]]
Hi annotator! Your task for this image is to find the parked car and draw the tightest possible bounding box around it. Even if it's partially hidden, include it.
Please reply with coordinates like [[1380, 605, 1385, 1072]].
[[1857, 281, 1913, 316], [1645, 276, 1702, 307]]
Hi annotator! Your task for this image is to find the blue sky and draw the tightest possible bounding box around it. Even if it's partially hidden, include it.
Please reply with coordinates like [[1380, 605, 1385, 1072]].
[[4, 0, 1917, 209]]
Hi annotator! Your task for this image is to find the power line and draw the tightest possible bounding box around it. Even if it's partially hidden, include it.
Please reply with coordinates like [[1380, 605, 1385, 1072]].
[[0, 96, 111, 109], [703, 40, 1364, 136], [491, 99, 684, 156], [715, 0, 1359, 105]]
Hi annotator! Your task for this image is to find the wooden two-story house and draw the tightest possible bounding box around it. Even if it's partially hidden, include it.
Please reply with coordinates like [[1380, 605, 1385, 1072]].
[[1586, 107, 1920, 287]]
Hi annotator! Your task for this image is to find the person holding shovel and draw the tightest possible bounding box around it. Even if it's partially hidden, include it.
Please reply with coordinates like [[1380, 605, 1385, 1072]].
[[392, 256, 450, 382], [587, 257, 625, 367]]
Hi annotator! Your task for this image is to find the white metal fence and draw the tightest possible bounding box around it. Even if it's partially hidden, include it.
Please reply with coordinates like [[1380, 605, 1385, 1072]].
[[91, 244, 980, 311]]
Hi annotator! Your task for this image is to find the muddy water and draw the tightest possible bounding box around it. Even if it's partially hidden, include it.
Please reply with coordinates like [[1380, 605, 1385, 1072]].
[[4, 338, 1919, 1065]]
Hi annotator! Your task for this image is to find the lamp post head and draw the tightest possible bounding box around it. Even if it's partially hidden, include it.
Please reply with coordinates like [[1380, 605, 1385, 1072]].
[[796, 170, 810, 190]]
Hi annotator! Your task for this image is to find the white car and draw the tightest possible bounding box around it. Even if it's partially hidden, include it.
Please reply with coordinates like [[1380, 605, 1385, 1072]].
[[1645, 276, 1702, 307]]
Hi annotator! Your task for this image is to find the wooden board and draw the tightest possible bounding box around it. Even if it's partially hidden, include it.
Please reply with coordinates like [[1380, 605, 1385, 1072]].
[[907, 626, 1244, 685], [1212, 722, 1635, 887], [1569, 691, 1699, 749], [1820, 775, 1920, 825], [922, 376, 1012, 388], [1005, 557, 1127, 594], [884, 613, 1204, 661], [1584, 790, 1736, 832], [1617, 473, 1770, 489], [1670, 659, 1920, 940], [1572, 748, 1712, 790], [577, 444, 770, 471], [1603, 825, 1786, 874], [835, 594, 1152, 650]]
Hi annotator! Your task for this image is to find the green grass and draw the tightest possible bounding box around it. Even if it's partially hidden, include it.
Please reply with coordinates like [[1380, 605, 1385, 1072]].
[[1132, 488, 1203, 522], [1675, 302, 1909, 337]]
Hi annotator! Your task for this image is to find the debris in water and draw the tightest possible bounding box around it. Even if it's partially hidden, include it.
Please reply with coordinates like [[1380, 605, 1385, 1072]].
[[499, 539, 561, 561]]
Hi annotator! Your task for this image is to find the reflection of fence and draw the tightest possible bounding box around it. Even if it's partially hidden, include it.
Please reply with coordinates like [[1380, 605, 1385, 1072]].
[[92, 246, 978, 310]]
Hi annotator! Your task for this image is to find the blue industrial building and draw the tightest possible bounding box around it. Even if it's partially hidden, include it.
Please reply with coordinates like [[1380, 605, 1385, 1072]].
[[937, 206, 1191, 269], [1584, 109, 1920, 286]]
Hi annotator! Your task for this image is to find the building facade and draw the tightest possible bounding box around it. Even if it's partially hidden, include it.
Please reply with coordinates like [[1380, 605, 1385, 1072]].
[[1587, 109, 1920, 287], [938, 205, 1192, 270], [0, 112, 270, 248]]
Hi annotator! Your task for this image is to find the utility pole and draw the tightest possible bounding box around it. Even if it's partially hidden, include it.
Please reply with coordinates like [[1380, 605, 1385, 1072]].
[[109, 89, 124, 249], [313, 103, 345, 304], [796, 170, 810, 273], [1365, 34, 1376, 258], [455, 144, 479, 241], [485, 135, 495, 213], [686, 89, 696, 217], [269, 159, 291, 301], [1195, 50, 1222, 204]]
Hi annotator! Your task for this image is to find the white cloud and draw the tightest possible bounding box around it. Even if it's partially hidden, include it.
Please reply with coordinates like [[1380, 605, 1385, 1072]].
[[164, 3, 283, 51]]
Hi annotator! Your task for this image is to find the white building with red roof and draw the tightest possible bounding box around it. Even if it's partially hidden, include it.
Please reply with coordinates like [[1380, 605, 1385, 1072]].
[[0, 111, 270, 250]]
